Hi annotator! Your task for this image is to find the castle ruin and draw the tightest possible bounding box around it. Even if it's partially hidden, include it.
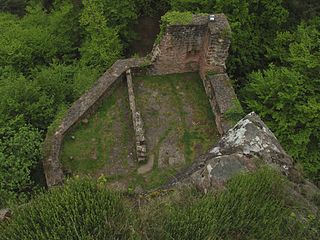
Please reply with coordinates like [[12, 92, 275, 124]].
[[43, 13, 239, 187]]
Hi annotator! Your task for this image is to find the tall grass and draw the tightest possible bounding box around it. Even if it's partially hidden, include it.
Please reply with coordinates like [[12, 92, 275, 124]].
[[0, 178, 136, 240], [141, 168, 320, 240], [1, 169, 319, 239]]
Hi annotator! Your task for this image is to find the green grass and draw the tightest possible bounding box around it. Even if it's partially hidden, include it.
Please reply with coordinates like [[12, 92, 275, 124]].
[[131, 72, 219, 190], [2, 169, 319, 239], [60, 72, 219, 191], [140, 167, 320, 240], [134, 72, 219, 165], [60, 81, 134, 175], [0, 178, 136, 240]]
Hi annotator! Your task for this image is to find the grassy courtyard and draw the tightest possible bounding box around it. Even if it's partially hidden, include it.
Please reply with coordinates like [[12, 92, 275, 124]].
[[61, 73, 220, 190]]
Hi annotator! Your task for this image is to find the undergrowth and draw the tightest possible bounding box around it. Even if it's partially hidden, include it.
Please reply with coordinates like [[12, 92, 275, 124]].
[[140, 167, 320, 240], [156, 11, 194, 44], [0, 178, 136, 240], [1, 168, 319, 239]]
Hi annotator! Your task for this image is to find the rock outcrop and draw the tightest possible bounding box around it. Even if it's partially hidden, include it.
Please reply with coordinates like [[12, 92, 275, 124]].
[[190, 112, 301, 192], [164, 112, 319, 212]]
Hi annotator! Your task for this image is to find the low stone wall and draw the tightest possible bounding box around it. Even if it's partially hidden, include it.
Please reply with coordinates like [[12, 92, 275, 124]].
[[201, 74, 239, 135], [43, 58, 147, 187], [126, 70, 147, 162]]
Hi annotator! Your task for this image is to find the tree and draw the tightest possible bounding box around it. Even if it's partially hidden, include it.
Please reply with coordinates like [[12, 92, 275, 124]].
[[33, 62, 76, 107], [0, 0, 28, 15], [0, 68, 55, 130], [244, 18, 320, 184], [102, 0, 138, 45], [0, 117, 42, 208], [0, 3, 79, 74], [79, 0, 122, 70], [215, 0, 288, 86]]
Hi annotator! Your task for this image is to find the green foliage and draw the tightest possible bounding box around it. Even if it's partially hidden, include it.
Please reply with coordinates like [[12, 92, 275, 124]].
[[0, 118, 42, 208], [244, 18, 320, 184], [0, 0, 28, 15], [156, 11, 193, 44], [142, 168, 319, 239], [0, 69, 55, 130], [0, 178, 136, 239], [79, 0, 122, 70], [284, 0, 320, 27], [0, 3, 78, 73], [161, 10, 193, 25], [216, 0, 288, 85], [169, 0, 215, 13], [134, 0, 169, 16], [102, 0, 138, 44], [46, 104, 68, 136], [72, 65, 101, 98], [224, 99, 245, 125], [33, 62, 76, 108]]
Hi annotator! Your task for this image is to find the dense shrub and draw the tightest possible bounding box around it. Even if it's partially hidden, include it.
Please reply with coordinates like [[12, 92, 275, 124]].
[[0, 178, 136, 239], [79, 0, 122, 70], [0, 118, 42, 208], [244, 18, 320, 184]]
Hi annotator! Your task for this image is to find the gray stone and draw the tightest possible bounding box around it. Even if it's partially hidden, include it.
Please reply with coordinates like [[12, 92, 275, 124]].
[[126, 69, 147, 162], [164, 112, 302, 192], [0, 208, 11, 221], [82, 118, 89, 124]]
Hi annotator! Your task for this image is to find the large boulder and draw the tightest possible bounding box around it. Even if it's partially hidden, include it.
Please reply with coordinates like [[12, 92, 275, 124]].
[[164, 112, 319, 213], [191, 112, 302, 192]]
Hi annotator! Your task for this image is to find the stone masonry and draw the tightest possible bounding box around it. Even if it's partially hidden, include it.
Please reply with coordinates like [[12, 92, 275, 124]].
[[43, 58, 147, 187], [43, 14, 240, 187], [150, 14, 239, 135], [126, 69, 147, 162]]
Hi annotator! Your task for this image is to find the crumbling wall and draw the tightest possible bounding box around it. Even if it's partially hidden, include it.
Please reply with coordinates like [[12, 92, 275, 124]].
[[151, 14, 239, 135], [126, 70, 147, 162], [43, 58, 147, 187], [43, 14, 242, 187], [151, 15, 208, 75]]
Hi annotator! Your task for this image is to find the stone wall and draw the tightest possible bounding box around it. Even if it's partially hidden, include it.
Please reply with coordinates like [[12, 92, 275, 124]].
[[126, 70, 147, 162], [150, 16, 208, 75], [151, 13, 239, 135], [43, 58, 147, 187], [43, 14, 240, 187]]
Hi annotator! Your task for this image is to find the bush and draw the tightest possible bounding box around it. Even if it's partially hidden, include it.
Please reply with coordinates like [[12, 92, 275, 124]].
[[0, 178, 136, 239], [0, 118, 42, 208], [244, 18, 320, 184]]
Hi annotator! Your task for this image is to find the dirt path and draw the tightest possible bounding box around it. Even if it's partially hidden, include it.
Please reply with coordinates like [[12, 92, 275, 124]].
[[138, 155, 154, 174]]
